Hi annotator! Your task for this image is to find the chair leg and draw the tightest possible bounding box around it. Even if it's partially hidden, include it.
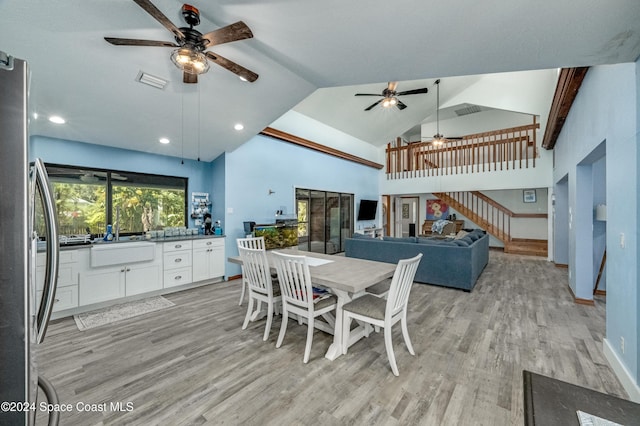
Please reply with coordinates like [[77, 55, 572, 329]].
[[263, 302, 274, 341], [384, 327, 399, 376], [276, 310, 288, 348], [303, 316, 314, 363], [242, 295, 254, 330], [238, 279, 246, 306], [401, 316, 415, 355], [342, 314, 351, 355]]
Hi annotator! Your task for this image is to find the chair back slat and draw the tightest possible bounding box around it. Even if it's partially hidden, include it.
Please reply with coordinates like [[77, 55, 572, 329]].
[[386, 254, 422, 316], [237, 236, 266, 251], [272, 252, 313, 308], [238, 246, 273, 295]]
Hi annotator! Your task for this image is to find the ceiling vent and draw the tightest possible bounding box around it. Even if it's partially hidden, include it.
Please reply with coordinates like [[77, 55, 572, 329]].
[[455, 104, 482, 116], [135, 71, 168, 90]]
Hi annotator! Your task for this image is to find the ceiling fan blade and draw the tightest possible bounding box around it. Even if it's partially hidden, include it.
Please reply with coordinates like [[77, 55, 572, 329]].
[[204, 51, 259, 82], [396, 100, 408, 110], [201, 21, 254, 47], [388, 81, 398, 92], [133, 0, 185, 40], [104, 37, 178, 47], [183, 72, 198, 84], [364, 99, 383, 111], [396, 87, 429, 96], [354, 93, 383, 97]]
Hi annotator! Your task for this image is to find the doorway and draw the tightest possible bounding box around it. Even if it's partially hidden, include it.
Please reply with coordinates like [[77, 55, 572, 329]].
[[394, 196, 419, 237]]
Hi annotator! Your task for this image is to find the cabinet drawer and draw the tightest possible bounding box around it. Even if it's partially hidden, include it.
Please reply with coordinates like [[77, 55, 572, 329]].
[[37, 286, 78, 312], [163, 240, 192, 252], [192, 238, 224, 250], [163, 250, 192, 270], [164, 268, 192, 288]]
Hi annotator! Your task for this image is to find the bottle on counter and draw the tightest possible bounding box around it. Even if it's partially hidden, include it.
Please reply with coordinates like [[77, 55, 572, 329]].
[[104, 224, 114, 241]]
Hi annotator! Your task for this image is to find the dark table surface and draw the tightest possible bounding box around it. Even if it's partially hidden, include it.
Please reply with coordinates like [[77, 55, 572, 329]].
[[523, 370, 640, 425]]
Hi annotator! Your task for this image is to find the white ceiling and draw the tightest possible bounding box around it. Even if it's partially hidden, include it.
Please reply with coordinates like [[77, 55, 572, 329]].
[[1, 0, 640, 161]]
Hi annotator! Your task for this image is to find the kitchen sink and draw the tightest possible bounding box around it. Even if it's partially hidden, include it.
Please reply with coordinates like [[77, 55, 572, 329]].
[[90, 241, 156, 267]]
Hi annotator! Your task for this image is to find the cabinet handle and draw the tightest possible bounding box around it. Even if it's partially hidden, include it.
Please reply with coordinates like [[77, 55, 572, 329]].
[[54, 299, 59, 303], [206, 242, 212, 245], [175, 258, 182, 263], [175, 275, 182, 280], [126, 268, 131, 272], [121, 268, 125, 272], [175, 244, 182, 249]]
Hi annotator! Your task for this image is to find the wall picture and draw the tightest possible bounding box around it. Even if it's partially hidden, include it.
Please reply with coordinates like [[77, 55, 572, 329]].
[[426, 199, 449, 220], [523, 189, 537, 203]]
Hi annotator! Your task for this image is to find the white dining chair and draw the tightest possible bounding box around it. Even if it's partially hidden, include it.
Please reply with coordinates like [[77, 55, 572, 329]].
[[341, 253, 422, 376], [272, 251, 337, 363], [238, 245, 282, 341], [236, 237, 267, 306]]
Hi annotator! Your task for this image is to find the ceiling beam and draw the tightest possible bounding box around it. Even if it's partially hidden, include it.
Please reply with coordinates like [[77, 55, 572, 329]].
[[260, 127, 384, 169], [541, 67, 589, 150]]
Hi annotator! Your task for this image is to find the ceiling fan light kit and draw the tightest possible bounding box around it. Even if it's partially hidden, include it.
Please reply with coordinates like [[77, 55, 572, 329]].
[[355, 81, 428, 111], [105, 0, 258, 84]]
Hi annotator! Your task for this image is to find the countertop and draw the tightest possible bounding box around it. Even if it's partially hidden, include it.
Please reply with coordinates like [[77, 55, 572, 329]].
[[39, 234, 226, 251]]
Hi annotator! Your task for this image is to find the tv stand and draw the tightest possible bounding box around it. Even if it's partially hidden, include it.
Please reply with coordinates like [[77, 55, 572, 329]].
[[355, 227, 383, 238]]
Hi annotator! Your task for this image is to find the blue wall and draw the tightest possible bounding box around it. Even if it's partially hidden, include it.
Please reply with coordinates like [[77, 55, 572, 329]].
[[223, 134, 379, 277], [553, 62, 639, 397], [30, 136, 214, 229]]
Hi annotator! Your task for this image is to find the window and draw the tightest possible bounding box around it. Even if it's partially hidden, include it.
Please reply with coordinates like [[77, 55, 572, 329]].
[[46, 165, 187, 236]]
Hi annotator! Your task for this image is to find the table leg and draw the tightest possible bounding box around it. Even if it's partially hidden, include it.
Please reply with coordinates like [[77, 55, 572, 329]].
[[325, 289, 368, 361]]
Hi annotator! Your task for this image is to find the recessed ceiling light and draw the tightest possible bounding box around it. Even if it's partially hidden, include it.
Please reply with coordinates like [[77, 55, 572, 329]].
[[234, 123, 244, 131], [159, 137, 170, 144], [48, 115, 65, 124]]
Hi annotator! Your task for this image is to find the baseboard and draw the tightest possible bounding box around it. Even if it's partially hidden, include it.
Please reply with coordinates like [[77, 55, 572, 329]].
[[554, 263, 568, 268], [227, 274, 242, 281], [603, 338, 640, 403], [566, 284, 595, 305], [594, 289, 607, 296]]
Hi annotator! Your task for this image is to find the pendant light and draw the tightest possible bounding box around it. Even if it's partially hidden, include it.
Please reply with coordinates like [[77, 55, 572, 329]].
[[432, 79, 444, 146]]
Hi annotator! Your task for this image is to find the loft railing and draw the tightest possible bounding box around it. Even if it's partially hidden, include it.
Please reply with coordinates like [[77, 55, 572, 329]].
[[434, 191, 547, 243], [385, 119, 539, 179]]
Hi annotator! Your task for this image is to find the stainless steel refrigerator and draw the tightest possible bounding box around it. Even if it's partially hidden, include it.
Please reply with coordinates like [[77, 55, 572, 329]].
[[0, 52, 61, 425]]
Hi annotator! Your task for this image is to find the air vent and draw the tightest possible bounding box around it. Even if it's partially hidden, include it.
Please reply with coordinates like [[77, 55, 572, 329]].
[[135, 71, 168, 90], [455, 105, 482, 116]]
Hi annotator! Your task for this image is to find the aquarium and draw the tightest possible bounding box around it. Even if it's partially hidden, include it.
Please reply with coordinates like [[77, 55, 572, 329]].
[[254, 218, 298, 250]]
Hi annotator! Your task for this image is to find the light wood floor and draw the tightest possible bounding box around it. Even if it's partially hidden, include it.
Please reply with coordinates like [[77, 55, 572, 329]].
[[36, 251, 626, 425]]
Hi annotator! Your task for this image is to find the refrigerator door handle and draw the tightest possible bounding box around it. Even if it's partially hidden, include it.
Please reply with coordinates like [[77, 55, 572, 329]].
[[33, 158, 59, 344]]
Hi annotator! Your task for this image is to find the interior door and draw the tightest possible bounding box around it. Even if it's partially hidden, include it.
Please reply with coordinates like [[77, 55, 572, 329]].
[[400, 197, 419, 237]]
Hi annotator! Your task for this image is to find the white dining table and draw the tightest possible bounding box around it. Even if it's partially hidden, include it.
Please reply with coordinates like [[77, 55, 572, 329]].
[[228, 248, 396, 360]]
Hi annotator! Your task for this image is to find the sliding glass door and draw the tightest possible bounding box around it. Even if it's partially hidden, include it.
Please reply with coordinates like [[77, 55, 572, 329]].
[[296, 188, 353, 254]]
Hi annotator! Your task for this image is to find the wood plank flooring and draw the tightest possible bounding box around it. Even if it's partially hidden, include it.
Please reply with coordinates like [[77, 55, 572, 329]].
[[35, 251, 626, 425]]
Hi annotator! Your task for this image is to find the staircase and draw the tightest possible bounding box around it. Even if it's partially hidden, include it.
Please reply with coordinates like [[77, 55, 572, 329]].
[[434, 191, 548, 257]]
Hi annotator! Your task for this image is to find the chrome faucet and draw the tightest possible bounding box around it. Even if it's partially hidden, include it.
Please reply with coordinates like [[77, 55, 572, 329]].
[[115, 205, 121, 241]]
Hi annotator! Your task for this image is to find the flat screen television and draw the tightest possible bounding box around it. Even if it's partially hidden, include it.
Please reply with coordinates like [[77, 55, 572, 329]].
[[357, 199, 378, 221]]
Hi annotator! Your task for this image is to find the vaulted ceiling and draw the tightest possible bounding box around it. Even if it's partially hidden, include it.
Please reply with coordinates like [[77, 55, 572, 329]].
[[1, 0, 639, 161]]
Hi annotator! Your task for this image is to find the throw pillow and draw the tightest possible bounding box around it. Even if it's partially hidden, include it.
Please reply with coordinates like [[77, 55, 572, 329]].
[[452, 239, 469, 246], [454, 230, 469, 240]]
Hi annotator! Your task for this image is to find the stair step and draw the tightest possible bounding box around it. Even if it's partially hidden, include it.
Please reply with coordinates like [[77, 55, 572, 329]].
[[505, 240, 548, 257]]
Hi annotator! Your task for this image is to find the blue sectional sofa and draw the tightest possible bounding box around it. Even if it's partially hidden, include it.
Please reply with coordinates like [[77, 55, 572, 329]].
[[344, 230, 489, 292]]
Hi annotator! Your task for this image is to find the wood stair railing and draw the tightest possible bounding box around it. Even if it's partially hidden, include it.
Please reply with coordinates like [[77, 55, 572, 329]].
[[434, 191, 548, 257]]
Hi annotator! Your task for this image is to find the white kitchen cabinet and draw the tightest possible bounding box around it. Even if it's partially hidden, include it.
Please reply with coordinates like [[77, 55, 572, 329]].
[[163, 240, 193, 288], [36, 249, 80, 312], [79, 244, 163, 305], [192, 238, 225, 282]]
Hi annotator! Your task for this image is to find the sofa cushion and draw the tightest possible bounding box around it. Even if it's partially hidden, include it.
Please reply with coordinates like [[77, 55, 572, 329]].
[[452, 239, 470, 247], [417, 236, 440, 244], [461, 236, 474, 245], [383, 236, 417, 243], [466, 232, 480, 242], [351, 232, 372, 239]]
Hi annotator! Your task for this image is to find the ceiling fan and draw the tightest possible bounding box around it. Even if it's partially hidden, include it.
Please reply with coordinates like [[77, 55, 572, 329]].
[[104, 0, 258, 84], [355, 81, 428, 111], [421, 79, 462, 146]]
